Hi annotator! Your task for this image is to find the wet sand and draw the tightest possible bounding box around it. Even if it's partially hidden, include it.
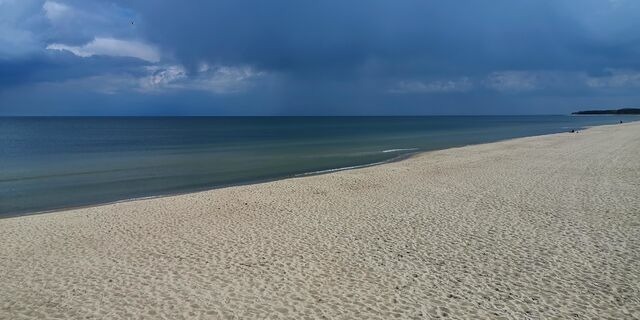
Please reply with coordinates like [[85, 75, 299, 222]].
[[1, 122, 639, 319]]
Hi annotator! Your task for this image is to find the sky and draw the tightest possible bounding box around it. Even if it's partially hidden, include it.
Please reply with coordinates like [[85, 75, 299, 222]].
[[0, 0, 639, 115]]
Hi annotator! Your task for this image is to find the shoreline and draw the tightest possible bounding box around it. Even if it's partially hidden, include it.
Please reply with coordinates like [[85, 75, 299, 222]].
[[1, 121, 628, 219], [0, 151, 419, 220]]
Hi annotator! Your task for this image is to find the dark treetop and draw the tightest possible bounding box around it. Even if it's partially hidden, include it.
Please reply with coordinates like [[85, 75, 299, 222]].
[[572, 108, 640, 115]]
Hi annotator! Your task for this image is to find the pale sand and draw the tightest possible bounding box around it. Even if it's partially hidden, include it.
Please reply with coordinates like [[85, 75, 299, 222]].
[[1, 122, 639, 320]]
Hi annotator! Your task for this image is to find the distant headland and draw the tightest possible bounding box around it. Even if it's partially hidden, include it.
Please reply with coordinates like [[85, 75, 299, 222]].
[[572, 108, 640, 115]]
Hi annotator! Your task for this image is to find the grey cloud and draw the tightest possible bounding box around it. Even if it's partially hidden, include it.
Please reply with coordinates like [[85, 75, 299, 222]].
[[389, 78, 473, 94]]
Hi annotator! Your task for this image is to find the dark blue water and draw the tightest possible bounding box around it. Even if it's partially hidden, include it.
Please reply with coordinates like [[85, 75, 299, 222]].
[[0, 116, 635, 216]]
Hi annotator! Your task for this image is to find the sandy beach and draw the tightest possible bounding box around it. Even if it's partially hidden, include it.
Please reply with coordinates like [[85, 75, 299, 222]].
[[1, 121, 639, 319]]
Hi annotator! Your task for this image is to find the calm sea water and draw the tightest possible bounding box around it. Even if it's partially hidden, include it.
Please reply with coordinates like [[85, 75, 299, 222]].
[[0, 116, 635, 216]]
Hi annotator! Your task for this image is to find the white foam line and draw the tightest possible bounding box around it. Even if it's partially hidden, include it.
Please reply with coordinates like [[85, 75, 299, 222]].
[[382, 148, 418, 153], [294, 160, 390, 177]]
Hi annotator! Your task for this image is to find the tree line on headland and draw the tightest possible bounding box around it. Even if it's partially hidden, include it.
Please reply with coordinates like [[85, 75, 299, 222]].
[[572, 108, 640, 115]]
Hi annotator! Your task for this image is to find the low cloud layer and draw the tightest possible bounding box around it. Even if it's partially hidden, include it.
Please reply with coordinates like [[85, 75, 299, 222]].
[[47, 37, 160, 62]]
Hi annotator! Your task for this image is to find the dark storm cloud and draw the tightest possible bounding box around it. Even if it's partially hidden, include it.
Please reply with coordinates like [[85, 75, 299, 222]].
[[129, 0, 639, 75]]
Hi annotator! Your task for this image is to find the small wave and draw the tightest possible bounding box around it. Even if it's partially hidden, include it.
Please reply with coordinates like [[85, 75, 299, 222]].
[[295, 160, 391, 177], [295, 148, 419, 177], [382, 148, 418, 153]]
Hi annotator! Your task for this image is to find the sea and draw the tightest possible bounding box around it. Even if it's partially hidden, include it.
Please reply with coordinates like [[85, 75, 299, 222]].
[[0, 116, 635, 216]]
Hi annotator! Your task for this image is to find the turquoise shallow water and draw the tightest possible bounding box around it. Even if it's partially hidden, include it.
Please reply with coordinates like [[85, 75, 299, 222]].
[[0, 116, 636, 216]]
